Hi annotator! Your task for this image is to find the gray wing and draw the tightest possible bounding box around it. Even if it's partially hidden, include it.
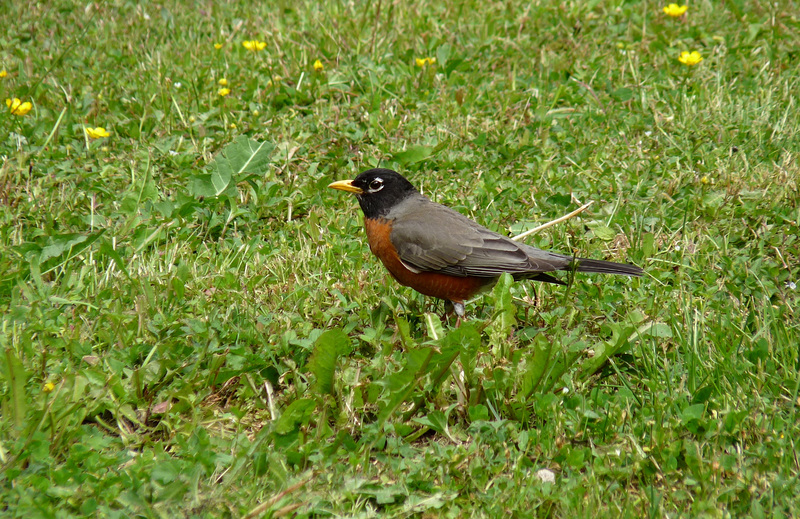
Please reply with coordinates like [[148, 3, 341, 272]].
[[390, 197, 572, 278]]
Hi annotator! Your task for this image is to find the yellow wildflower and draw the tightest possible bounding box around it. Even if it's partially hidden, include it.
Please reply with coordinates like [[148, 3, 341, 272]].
[[43, 382, 56, 393], [663, 4, 688, 17], [214, 43, 223, 50], [218, 78, 228, 86], [242, 40, 267, 52], [218, 88, 231, 97], [678, 51, 703, 66], [0, 69, 7, 78], [6, 98, 33, 116], [313, 59, 324, 72], [415, 57, 436, 67], [229, 123, 237, 129], [85, 127, 110, 139], [700, 175, 710, 185]]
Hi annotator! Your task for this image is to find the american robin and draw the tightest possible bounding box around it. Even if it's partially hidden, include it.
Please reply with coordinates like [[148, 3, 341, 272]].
[[329, 168, 643, 317]]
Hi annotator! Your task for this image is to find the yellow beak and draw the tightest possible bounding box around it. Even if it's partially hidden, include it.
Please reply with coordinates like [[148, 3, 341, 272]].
[[328, 179, 363, 194]]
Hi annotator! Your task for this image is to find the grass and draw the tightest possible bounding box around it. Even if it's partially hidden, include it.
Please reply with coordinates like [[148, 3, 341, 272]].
[[1, 0, 799, 516]]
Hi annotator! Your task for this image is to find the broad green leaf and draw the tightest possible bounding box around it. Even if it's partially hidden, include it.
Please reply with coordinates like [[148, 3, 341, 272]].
[[374, 347, 432, 394], [441, 323, 480, 386], [98, 238, 131, 279], [193, 137, 275, 199], [403, 491, 454, 512], [39, 231, 106, 275], [436, 44, 451, 67], [691, 385, 714, 405], [413, 409, 447, 434], [641, 233, 655, 257], [2, 348, 29, 430], [508, 221, 539, 235], [609, 87, 633, 102], [188, 174, 218, 198], [589, 223, 617, 242], [396, 315, 415, 349], [701, 192, 725, 212], [274, 398, 316, 435], [425, 331, 463, 396], [308, 329, 350, 396], [393, 145, 433, 166], [519, 334, 554, 400], [217, 136, 274, 179], [468, 404, 489, 421], [373, 485, 407, 504], [210, 161, 232, 196], [632, 322, 673, 340], [424, 313, 444, 340], [39, 233, 92, 264], [489, 273, 516, 344], [681, 403, 705, 423], [377, 348, 434, 425], [580, 323, 636, 378]]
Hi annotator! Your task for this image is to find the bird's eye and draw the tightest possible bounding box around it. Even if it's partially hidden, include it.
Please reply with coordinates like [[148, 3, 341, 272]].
[[368, 178, 384, 192]]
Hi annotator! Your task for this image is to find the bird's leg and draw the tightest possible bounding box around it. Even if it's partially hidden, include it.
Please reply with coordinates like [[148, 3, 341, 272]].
[[443, 300, 465, 327], [452, 301, 465, 328], [443, 300, 455, 322]]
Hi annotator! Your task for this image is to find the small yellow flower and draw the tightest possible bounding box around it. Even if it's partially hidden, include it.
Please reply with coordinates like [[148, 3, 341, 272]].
[[214, 43, 223, 50], [252, 110, 260, 117], [218, 78, 228, 86], [189, 115, 196, 123], [0, 69, 7, 78], [242, 40, 267, 52], [678, 50, 703, 66], [6, 98, 33, 116], [43, 382, 56, 393], [229, 123, 237, 129], [415, 57, 436, 67], [313, 59, 324, 72], [85, 127, 110, 139], [663, 4, 688, 17], [218, 87, 231, 97], [700, 175, 710, 185]]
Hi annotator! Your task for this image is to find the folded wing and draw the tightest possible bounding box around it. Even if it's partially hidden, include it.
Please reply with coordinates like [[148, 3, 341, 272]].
[[390, 197, 574, 278]]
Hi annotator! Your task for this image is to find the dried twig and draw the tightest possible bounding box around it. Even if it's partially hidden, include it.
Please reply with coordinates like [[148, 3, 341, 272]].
[[511, 201, 594, 241], [243, 472, 314, 519]]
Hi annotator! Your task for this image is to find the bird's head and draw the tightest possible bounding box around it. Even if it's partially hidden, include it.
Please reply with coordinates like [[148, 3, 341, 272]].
[[328, 168, 419, 218]]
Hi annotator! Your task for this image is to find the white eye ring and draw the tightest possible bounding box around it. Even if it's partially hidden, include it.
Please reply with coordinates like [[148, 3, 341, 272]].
[[368, 178, 384, 192]]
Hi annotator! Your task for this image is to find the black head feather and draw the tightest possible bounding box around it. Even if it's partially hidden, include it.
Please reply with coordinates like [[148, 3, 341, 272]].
[[349, 169, 419, 218]]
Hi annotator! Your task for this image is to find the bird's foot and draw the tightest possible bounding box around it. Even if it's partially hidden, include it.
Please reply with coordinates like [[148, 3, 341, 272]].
[[444, 300, 465, 327]]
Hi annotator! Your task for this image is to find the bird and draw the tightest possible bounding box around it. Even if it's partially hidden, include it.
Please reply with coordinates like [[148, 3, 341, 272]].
[[329, 168, 643, 317]]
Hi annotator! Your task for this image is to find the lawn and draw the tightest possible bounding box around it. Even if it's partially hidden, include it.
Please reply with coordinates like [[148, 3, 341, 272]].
[[1, 0, 798, 516]]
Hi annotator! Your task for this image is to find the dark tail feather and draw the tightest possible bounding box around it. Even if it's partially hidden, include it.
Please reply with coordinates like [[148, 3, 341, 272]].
[[574, 258, 643, 277]]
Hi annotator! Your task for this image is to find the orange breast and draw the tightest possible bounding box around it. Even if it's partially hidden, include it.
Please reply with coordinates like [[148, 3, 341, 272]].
[[364, 217, 486, 303]]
